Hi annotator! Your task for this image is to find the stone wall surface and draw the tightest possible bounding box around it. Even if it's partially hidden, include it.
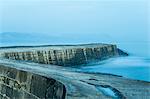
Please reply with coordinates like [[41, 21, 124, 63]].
[[0, 65, 66, 99], [0, 44, 127, 66]]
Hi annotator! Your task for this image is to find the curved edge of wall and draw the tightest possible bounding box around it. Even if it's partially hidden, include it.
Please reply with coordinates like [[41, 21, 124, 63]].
[[0, 65, 66, 99]]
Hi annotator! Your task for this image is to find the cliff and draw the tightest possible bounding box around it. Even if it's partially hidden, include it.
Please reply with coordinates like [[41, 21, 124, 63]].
[[0, 43, 127, 66]]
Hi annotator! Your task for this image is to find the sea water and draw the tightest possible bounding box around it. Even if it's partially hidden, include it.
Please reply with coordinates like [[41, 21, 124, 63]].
[[78, 56, 150, 82], [78, 42, 150, 82]]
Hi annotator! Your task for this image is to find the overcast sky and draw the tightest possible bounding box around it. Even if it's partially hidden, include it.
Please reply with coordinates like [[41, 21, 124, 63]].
[[0, 0, 149, 43]]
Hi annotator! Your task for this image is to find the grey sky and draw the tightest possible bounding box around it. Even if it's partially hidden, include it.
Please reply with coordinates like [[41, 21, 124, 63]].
[[0, 0, 149, 43]]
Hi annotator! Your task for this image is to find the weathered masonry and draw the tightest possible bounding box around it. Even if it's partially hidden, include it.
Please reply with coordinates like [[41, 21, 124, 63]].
[[0, 44, 127, 66], [0, 65, 66, 99]]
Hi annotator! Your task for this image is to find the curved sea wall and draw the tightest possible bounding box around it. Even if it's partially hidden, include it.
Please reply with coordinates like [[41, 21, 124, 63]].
[[0, 44, 127, 66], [0, 59, 149, 99], [0, 44, 149, 99]]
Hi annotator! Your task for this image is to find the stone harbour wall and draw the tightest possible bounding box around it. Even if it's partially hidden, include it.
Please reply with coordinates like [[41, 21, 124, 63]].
[[0, 44, 124, 66]]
